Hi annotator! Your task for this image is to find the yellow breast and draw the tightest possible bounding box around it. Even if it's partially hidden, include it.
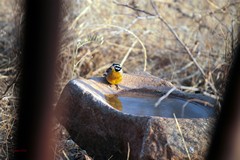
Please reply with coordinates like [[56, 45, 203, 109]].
[[106, 71, 123, 85]]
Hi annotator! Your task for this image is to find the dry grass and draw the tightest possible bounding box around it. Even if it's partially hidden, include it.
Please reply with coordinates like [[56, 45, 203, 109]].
[[58, 0, 238, 95], [0, 0, 20, 159], [0, 0, 239, 159]]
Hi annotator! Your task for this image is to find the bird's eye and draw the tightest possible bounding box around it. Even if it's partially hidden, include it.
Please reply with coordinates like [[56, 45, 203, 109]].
[[114, 66, 122, 72]]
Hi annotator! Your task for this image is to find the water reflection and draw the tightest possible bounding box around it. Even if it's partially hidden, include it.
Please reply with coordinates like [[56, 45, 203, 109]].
[[105, 91, 215, 118], [105, 94, 123, 111]]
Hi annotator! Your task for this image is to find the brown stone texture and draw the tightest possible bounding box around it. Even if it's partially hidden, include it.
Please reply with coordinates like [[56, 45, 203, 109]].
[[56, 73, 217, 160]]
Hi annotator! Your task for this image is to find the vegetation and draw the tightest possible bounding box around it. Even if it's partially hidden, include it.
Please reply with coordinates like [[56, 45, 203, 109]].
[[0, 0, 239, 159]]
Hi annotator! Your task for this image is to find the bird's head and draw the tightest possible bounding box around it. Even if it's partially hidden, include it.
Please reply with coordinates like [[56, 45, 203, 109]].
[[111, 63, 122, 72], [103, 63, 122, 76]]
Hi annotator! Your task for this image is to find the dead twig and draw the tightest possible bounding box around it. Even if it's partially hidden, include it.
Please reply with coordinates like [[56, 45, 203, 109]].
[[120, 40, 138, 67], [115, 0, 205, 77], [62, 150, 70, 160], [149, 0, 206, 78], [113, 1, 155, 16], [127, 142, 130, 160], [178, 85, 200, 92], [182, 98, 215, 108], [173, 113, 191, 160], [155, 87, 176, 107], [115, 0, 218, 94]]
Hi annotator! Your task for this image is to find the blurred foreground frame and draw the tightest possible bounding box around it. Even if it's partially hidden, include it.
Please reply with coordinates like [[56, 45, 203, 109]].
[[207, 30, 240, 160], [13, 0, 61, 159], [12, 0, 240, 160]]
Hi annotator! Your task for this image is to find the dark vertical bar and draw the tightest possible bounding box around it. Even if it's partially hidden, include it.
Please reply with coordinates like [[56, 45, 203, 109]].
[[207, 31, 240, 159], [13, 0, 61, 159]]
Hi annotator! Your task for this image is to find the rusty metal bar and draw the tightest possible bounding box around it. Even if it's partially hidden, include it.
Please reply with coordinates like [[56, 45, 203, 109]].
[[13, 0, 61, 159], [207, 31, 240, 159]]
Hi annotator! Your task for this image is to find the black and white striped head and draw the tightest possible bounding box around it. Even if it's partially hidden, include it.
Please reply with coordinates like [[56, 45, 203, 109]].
[[103, 63, 122, 76], [112, 63, 122, 72]]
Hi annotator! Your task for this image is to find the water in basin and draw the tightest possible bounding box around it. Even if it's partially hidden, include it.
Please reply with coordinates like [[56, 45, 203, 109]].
[[105, 91, 215, 118]]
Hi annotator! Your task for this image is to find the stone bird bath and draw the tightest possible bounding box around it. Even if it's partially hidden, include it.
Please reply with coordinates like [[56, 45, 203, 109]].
[[56, 73, 217, 160]]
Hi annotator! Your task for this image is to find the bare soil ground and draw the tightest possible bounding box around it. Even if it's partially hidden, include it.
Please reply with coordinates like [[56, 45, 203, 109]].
[[0, 0, 239, 159]]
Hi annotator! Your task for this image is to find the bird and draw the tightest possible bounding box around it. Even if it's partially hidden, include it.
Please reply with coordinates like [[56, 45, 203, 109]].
[[103, 63, 123, 89]]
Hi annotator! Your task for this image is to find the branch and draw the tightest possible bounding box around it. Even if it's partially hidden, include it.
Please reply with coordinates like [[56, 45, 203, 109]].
[[114, 0, 206, 77], [150, 0, 219, 94], [114, 0, 218, 94], [113, 1, 155, 16], [149, 0, 206, 77]]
